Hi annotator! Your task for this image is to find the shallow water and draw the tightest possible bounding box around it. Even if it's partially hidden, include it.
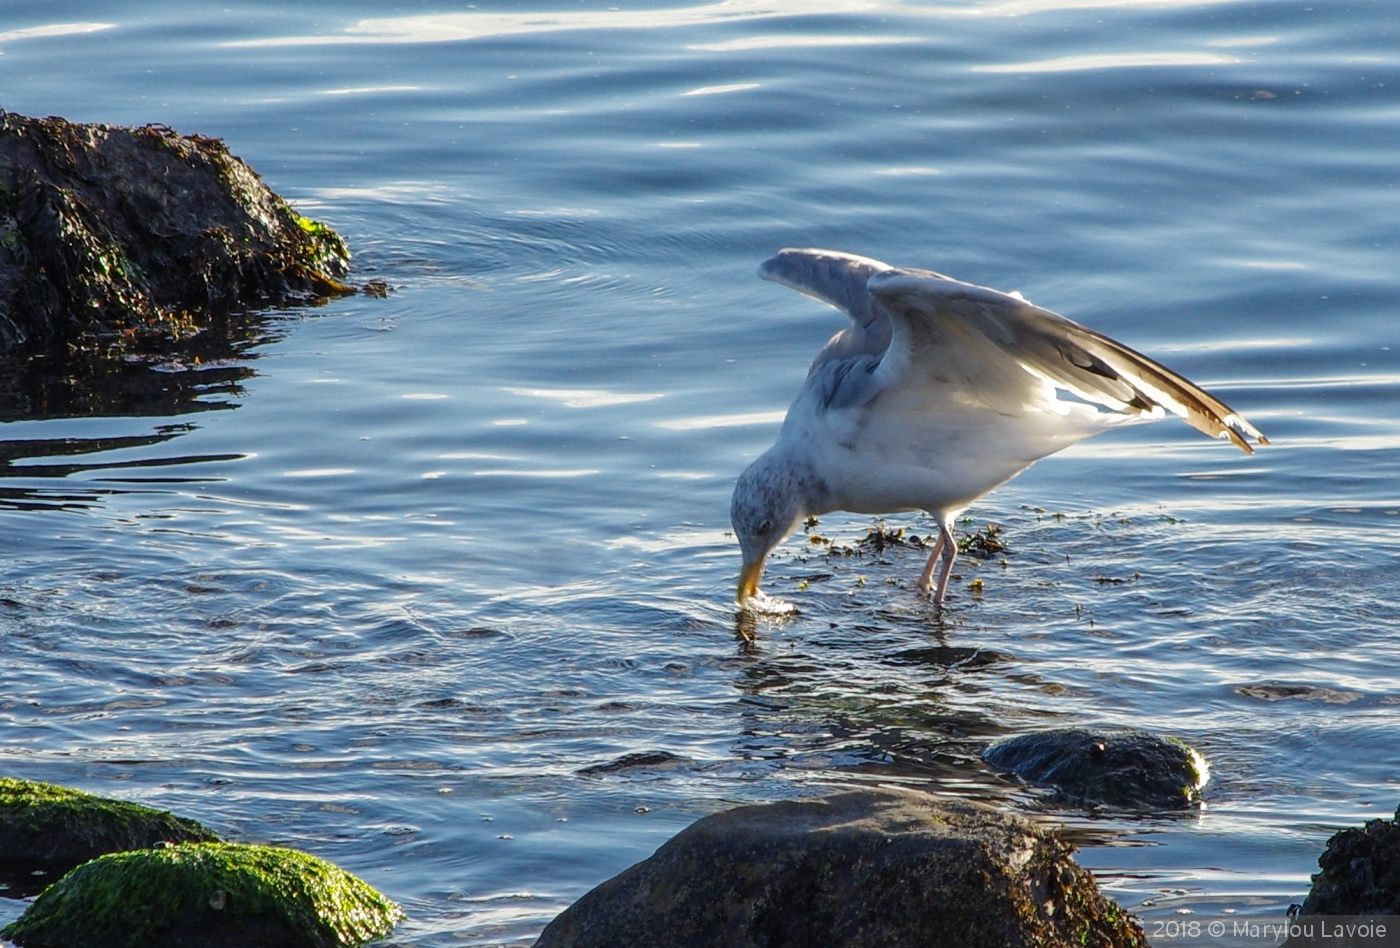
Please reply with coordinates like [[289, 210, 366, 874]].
[[0, 0, 1398, 942]]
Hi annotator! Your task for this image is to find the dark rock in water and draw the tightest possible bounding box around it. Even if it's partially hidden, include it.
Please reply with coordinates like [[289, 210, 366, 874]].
[[982, 728, 1209, 810], [1236, 683, 1363, 704], [577, 751, 689, 775], [1297, 804, 1400, 915], [883, 645, 1013, 668], [0, 777, 219, 894], [1, 841, 403, 948], [0, 110, 352, 355], [533, 787, 1146, 948]]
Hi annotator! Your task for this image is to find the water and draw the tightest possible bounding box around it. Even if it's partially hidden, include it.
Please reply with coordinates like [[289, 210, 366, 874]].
[[0, 0, 1397, 942]]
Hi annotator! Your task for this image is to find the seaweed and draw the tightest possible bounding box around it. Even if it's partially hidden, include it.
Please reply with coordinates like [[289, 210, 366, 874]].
[[0, 778, 218, 893], [0, 110, 356, 357], [2, 841, 403, 948], [957, 522, 1008, 558]]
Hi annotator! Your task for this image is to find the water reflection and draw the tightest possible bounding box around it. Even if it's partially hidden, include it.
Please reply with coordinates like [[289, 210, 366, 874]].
[[0, 312, 293, 507], [730, 604, 1030, 796], [0, 309, 286, 422], [0, 422, 245, 510]]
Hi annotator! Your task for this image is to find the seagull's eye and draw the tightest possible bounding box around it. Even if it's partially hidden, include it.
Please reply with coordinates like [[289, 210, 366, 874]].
[[758, 519, 773, 534]]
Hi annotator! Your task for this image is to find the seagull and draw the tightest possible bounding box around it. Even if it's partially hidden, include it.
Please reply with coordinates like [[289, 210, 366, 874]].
[[731, 248, 1266, 609]]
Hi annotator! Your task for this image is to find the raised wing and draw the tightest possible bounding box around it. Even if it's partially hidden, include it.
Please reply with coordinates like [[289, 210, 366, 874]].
[[758, 248, 899, 366], [866, 268, 1267, 453]]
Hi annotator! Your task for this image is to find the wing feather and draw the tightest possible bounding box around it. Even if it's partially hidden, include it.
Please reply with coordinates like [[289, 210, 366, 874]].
[[758, 248, 897, 366], [866, 269, 1267, 453]]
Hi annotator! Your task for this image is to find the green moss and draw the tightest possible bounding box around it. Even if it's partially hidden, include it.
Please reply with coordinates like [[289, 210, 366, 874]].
[[983, 729, 1208, 811], [0, 777, 217, 850], [294, 212, 351, 277], [1167, 738, 1212, 791], [0, 778, 92, 808], [3, 842, 403, 948]]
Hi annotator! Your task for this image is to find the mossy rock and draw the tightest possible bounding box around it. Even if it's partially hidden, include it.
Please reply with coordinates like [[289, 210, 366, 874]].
[[982, 727, 1209, 810], [1297, 802, 1400, 915], [0, 110, 354, 355], [2, 841, 404, 948], [0, 778, 218, 887]]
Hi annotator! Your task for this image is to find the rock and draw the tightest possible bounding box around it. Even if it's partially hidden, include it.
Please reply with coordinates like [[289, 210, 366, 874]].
[[577, 751, 690, 775], [533, 787, 1145, 948], [0, 110, 352, 355], [1297, 803, 1400, 915], [882, 645, 1013, 668], [982, 727, 1209, 810], [1, 841, 404, 948], [1236, 683, 1364, 704], [0, 777, 219, 892]]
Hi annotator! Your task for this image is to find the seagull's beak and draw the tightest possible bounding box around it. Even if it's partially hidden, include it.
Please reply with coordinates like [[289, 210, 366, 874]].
[[737, 559, 764, 605]]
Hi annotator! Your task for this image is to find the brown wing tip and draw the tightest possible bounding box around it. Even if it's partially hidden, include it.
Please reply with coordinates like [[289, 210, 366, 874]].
[[1223, 427, 1252, 454], [1221, 422, 1267, 454]]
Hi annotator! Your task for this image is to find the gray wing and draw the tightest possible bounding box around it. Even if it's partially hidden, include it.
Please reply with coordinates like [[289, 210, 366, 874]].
[[866, 268, 1267, 453], [758, 248, 901, 368]]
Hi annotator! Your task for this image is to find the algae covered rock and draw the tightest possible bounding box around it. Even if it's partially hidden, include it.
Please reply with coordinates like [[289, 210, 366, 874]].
[[0, 777, 218, 884], [983, 727, 1209, 810], [533, 787, 1145, 948], [0, 110, 352, 355], [2, 841, 403, 948], [1297, 802, 1400, 915]]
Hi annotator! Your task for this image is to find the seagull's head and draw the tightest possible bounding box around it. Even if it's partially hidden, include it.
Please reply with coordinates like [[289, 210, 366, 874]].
[[730, 450, 813, 605]]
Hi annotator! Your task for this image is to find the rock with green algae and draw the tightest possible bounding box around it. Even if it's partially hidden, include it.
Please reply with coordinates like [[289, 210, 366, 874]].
[[982, 727, 1210, 811], [0, 109, 354, 356], [1, 841, 404, 948], [0, 778, 219, 882]]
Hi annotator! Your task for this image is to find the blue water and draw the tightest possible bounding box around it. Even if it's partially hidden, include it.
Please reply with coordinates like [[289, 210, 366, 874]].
[[0, 0, 1397, 942]]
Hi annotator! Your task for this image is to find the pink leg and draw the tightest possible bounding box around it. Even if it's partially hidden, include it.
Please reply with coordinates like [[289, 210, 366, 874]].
[[917, 534, 944, 593], [932, 518, 957, 603], [917, 519, 958, 602]]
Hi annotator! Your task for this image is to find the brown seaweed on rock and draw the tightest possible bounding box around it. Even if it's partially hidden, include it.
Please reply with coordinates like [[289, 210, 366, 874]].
[[0, 110, 353, 357], [1298, 803, 1400, 915]]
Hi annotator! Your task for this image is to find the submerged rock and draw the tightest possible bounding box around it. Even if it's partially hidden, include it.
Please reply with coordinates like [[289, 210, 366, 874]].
[[0, 777, 218, 889], [0, 110, 352, 355], [577, 751, 690, 775], [1, 841, 403, 948], [533, 787, 1145, 948], [883, 645, 1013, 668], [982, 727, 1209, 810], [1297, 802, 1400, 915]]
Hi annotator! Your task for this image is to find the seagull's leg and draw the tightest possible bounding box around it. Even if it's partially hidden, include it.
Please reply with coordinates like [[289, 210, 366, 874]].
[[917, 535, 945, 594], [932, 518, 958, 604]]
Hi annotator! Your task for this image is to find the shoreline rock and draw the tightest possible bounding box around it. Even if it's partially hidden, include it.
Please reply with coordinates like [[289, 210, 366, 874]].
[[533, 787, 1146, 948], [0, 777, 219, 895], [1, 841, 403, 948], [982, 727, 1210, 810], [0, 110, 353, 356], [1297, 801, 1400, 915]]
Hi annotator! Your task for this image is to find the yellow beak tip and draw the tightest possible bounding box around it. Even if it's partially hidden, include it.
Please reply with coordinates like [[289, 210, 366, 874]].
[[737, 560, 764, 604]]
